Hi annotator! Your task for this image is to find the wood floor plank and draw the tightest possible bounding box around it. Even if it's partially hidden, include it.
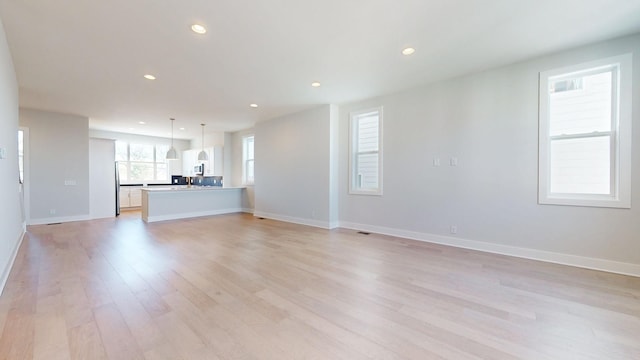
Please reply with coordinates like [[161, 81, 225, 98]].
[[0, 212, 637, 359], [33, 312, 71, 360], [93, 304, 144, 360], [67, 321, 108, 360]]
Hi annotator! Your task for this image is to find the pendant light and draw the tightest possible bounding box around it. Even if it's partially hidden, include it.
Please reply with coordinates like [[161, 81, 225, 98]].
[[166, 118, 178, 160], [197, 123, 209, 161]]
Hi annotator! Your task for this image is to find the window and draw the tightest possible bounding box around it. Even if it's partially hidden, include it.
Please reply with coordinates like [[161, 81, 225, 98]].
[[350, 107, 383, 195], [116, 141, 170, 184], [539, 54, 632, 208], [242, 135, 255, 185]]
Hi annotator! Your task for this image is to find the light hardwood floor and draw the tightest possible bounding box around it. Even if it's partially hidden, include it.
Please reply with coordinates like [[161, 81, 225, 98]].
[[0, 212, 639, 359]]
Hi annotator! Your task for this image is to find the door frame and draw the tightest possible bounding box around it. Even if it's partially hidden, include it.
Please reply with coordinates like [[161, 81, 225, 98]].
[[19, 126, 30, 225]]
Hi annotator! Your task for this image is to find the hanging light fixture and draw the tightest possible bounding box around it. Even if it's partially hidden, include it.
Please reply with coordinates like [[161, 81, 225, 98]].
[[166, 118, 178, 160], [198, 123, 209, 161]]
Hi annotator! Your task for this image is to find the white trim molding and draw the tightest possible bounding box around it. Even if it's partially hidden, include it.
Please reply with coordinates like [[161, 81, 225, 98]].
[[253, 211, 332, 230], [1, 228, 26, 295], [339, 221, 640, 277], [29, 214, 91, 226]]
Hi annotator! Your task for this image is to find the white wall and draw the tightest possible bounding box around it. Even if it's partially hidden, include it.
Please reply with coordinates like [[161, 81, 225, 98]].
[[329, 105, 340, 227], [20, 108, 91, 224], [89, 138, 115, 219], [0, 17, 24, 291], [223, 132, 232, 186], [254, 105, 337, 227], [189, 131, 225, 149], [338, 33, 640, 274], [89, 129, 190, 177]]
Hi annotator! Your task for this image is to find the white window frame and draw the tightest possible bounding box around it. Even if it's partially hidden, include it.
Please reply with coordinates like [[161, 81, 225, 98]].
[[349, 107, 383, 195], [116, 141, 170, 184], [538, 54, 632, 208], [242, 135, 255, 185]]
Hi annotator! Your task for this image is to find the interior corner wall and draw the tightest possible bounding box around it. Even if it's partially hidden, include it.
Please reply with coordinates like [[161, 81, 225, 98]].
[[223, 132, 232, 187], [329, 104, 340, 228], [254, 105, 333, 228], [89, 138, 115, 219], [20, 108, 91, 224], [230, 128, 255, 211], [338, 33, 640, 274], [0, 17, 24, 291]]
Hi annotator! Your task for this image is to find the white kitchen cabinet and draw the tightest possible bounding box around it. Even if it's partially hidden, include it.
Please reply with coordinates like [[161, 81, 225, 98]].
[[129, 188, 142, 207], [182, 146, 224, 176], [119, 187, 143, 209], [182, 149, 197, 176], [119, 188, 130, 208], [211, 146, 224, 176]]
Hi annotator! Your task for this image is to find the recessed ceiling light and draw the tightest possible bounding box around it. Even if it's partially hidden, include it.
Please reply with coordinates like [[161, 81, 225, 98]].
[[143, 74, 156, 80], [138, 121, 146, 125], [179, 127, 185, 130], [402, 47, 416, 56], [191, 24, 207, 34], [311, 82, 321, 87], [250, 103, 258, 108]]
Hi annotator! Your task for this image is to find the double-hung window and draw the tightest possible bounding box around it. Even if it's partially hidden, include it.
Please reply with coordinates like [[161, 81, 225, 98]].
[[350, 107, 383, 195], [116, 141, 170, 184], [538, 54, 632, 208], [242, 135, 255, 185]]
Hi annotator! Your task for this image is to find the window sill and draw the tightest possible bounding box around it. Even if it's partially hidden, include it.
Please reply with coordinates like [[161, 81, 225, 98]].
[[539, 195, 630, 209], [349, 189, 383, 196]]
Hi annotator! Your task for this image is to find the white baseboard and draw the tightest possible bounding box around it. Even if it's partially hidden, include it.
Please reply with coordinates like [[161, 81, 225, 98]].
[[1, 228, 26, 295], [242, 208, 254, 214], [339, 221, 640, 278], [253, 211, 331, 229], [29, 214, 91, 226], [144, 208, 243, 223]]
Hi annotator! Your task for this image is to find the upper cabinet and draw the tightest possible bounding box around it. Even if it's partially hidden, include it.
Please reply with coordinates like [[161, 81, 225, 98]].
[[182, 149, 197, 176], [182, 146, 223, 176]]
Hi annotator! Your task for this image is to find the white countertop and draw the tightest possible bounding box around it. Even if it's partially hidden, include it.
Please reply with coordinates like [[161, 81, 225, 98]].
[[141, 186, 245, 192]]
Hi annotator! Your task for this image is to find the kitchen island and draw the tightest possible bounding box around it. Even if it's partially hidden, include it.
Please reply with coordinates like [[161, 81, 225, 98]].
[[141, 186, 246, 223]]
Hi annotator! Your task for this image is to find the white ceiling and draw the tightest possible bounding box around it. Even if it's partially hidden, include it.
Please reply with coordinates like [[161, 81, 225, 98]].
[[1, 0, 639, 140]]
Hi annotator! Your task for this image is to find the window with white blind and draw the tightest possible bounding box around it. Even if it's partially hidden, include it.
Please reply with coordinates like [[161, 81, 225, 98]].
[[242, 135, 255, 185], [538, 54, 632, 208], [115, 141, 170, 184], [350, 107, 383, 195]]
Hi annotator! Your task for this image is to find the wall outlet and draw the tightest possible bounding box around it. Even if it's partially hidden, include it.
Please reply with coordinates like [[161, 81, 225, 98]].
[[450, 157, 458, 166], [0, 147, 6, 159], [450, 225, 458, 234], [49, 209, 56, 215], [433, 157, 440, 167], [64, 180, 77, 186]]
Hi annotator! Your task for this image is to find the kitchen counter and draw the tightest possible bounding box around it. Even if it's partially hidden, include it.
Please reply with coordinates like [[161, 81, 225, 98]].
[[142, 186, 245, 192], [141, 186, 246, 223]]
